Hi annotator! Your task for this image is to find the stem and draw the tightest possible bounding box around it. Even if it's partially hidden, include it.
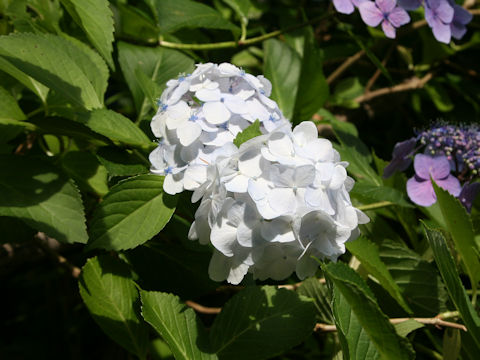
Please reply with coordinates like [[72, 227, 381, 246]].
[[357, 201, 395, 211], [326, 50, 365, 85], [158, 14, 331, 50]]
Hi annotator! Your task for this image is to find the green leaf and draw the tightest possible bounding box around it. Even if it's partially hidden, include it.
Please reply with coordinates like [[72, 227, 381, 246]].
[[80, 109, 152, 148], [125, 240, 216, 299], [0, 155, 87, 244], [148, 0, 239, 34], [443, 329, 461, 360], [0, 33, 105, 109], [292, 29, 329, 125], [0, 85, 26, 121], [79, 255, 149, 359], [423, 225, 480, 347], [424, 82, 454, 112], [96, 147, 149, 177], [264, 39, 301, 120], [332, 286, 379, 360], [323, 262, 415, 360], [209, 286, 316, 360], [347, 237, 412, 314], [379, 239, 448, 316], [59, 0, 115, 69], [350, 182, 413, 208], [118, 41, 194, 116], [322, 109, 381, 186], [222, 0, 251, 25], [233, 119, 261, 147], [61, 151, 109, 196], [432, 181, 480, 291], [297, 277, 334, 324], [141, 291, 217, 360], [329, 77, 363, 109], [393, 319, 424, 337], [88, 174, 177, 251]]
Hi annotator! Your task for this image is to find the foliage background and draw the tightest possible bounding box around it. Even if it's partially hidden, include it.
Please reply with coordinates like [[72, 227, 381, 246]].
[[1, 0, 479, 359]]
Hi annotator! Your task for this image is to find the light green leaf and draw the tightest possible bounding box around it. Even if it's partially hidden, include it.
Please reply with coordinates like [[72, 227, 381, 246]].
[[209, 286, 316, 360], [347, 237, 412, 314], [233, 119, 261, 147], [148, 0, 239, 34], [59, 0, 115, 69], [141, 291, 217, 360], [292, 29, 329, 125], [61, 151, 109, 196], [264, 39, 301, 120], [118, 42, 194, 116], [0, 56, 49, 103], [379, 239, 448, 316], [324, 262, 415, 360], [88, 174, 177, 251], [432, 181, 480, 292], [297, 277, 334, 324], [423, 225, 480, 347], [0, 85, 26, 120], [81, 109, 152, 148], [0, 33, 104, 109], [332, 286, 379, 360], [0, 155, 87, 244], [79, 255, 149, 359], [393, 319, 424, 337]]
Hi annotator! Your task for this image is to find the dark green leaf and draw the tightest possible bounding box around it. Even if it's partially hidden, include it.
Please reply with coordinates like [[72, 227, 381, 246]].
[[0, 155, 87, 244], [88, 174, 177, 251], [329, 77, 363, 109], [148, 0, 239, 34], [423, 225, 480, 347], [379, 239, 448, 316], [350, 182, 413, 208], [347, 237, 412, 314], [443, 329, 461, 360], [79, 255, 149, 359], [324, 262, 415, 360], [0, 85, 26, 121], [424, 82, 454, 112], [264, 39, 301, 120], [96, 147, 149, 177], [297, 277, 334, 323], [209, 286, 316, 360], [233, 119, 261, 147], [0, 216, 35, 244], [141, 291, 217, 360], [59, 0, 115, 69], [432, 181, 480, 291]]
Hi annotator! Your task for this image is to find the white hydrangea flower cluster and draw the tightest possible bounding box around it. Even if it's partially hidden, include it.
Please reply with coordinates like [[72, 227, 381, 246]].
[[149, 63, 368, 284], [187, 122, 369, 284], [149, 62, 289, 195]]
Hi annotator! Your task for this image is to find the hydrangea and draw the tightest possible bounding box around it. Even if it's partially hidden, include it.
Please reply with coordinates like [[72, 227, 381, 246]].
[[384, 122, 480, 211], [188, 122, 369, 284], [333, 0, 472, 42], [149, 63, 289, 195]]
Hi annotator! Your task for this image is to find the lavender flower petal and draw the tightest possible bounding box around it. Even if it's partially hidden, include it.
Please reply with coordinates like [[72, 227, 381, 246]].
[[436, 175, 462, 197], [388, 7, 411, 27], [383, 137, 416, 178], [413, 154, 450, 180], [333, 0, 355, 14], [376, 0, 396, 13], [382, 20, 397, 38], [359, 1, 384, 27], [458, 182, 480, 213], [407, 176, 436, 206]]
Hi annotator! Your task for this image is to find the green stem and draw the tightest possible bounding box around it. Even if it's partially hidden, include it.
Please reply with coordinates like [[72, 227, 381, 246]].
[[357, 201, 394, 212], [437, 310, 460, 320], [158, 14, 331, 50]]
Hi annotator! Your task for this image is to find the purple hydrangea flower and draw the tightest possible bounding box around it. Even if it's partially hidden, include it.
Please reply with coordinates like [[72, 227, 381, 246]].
[[333, 0, 365, 14], [406, 154, 461, 207], [383, 137, 417, 178], [458, 182, 480, 213], [449, 2, 473, 40], [359, 0, 411, 39], [425, 0, 454, 43], [397, 0, 422, 10]]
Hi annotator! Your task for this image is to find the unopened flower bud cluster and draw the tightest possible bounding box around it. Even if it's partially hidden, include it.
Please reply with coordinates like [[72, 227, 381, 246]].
[[150, 63, 368, 284]]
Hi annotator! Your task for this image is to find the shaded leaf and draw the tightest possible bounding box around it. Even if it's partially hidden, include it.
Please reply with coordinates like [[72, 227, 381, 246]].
[[88, 175, 177, 251], [210, 286, 316, 360], [79, 255, 149, 359], [0, 85, 26, 121], [297, 277, 334, 323], [0, 155, 87, 244], [347, 236, 412, 314], [96, 147, 149, 177], [141, 291, 217, 360]]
